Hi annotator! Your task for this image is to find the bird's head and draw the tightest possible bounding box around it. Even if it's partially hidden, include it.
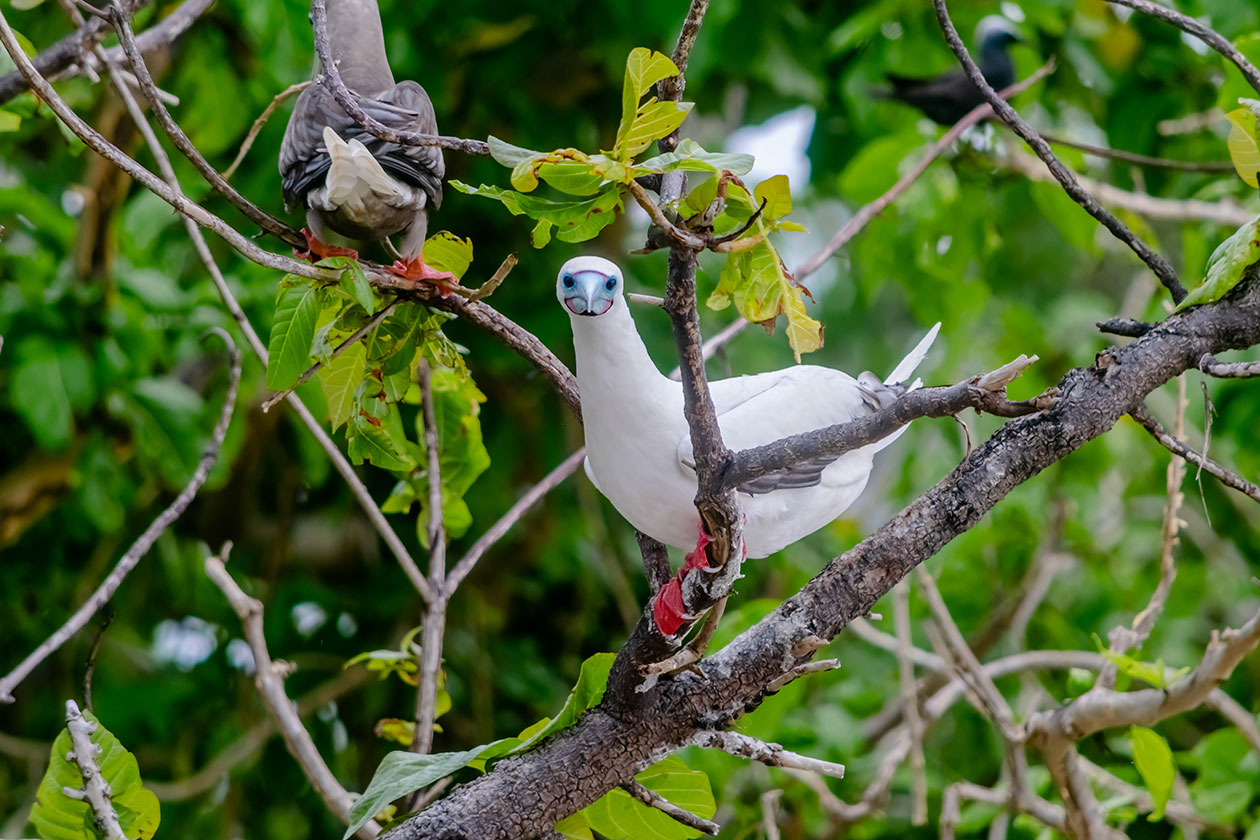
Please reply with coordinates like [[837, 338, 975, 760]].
[[976, 16, 1021, 52], [556, 256, 623, 317]]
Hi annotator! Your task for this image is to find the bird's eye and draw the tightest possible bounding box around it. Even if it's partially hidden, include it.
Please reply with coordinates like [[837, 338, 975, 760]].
[[562, 274, 575, 288], [604, 277, 618, 291]]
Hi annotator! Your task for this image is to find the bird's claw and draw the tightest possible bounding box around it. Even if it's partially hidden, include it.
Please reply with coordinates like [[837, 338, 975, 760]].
[[296, 228, 358, 262], [652, 523, 714, 636], [390, 258, 461, 295]]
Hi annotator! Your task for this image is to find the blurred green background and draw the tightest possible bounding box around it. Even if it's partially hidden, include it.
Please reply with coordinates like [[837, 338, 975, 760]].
[[2, 0, 1260, 836]]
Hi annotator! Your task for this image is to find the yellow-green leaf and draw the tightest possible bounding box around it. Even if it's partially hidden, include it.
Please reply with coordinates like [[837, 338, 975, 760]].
[[708, 241, 823, 361], [423, 232, 474, 279], [30, 707, 161, 840], [0, 109, 20, 132], [266, 278, 323, 390], [1130, 726, 1175, 821], [616, 99, 693, 159], [615, 48, 682, 159], [1225, 106, 1260, 188], [555, 813, 594, 840], [582, 755, 715, 840], [753, 174, 792, 220]]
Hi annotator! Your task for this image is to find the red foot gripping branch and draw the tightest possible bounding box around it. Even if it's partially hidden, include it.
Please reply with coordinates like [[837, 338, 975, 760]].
[[652, 525, 713, 636]]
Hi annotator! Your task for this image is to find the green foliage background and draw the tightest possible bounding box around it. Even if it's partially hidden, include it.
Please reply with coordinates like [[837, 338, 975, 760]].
[[2, 0, 1260, 837]]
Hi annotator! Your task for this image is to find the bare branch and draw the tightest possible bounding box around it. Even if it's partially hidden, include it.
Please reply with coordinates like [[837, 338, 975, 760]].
[[636, 531, 673, 594], [62, 700, 127, 840], [797, 60, 1057, 279], [1040, 133, 1234, 172], [1200, 354, 1260, 378], [1106, 0, 1260, 96], [621, 779, 719, 835], [932, 0, 1187, 303], [892, 581, 927, 825], [721, 355, 1045, 493], [109, 6, 305, 249], [1097, 317, 1154, 338], [222, 80, 313, 181], [693, 731, 846, 779], [205, 546, 381, 838], [410, 361, 447, 757], [307, 0, 487, 155], [0, 336, 240, 704], [1131, 403, 1260, 503]]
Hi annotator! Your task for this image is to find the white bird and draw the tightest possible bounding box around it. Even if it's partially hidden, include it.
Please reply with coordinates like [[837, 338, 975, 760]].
[[558, 256, 939, 632]]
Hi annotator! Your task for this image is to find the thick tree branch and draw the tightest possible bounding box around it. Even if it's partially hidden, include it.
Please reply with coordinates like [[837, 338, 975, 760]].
[[933, 0, 1187, 302]]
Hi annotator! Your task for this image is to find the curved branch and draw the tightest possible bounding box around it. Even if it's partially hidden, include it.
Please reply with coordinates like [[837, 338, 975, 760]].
[[932, 0, 1187, 303]]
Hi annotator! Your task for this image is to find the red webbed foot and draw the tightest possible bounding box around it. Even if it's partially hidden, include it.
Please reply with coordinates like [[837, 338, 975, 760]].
[[651, 523, 714, 636], [295, 228, 358, 262], [390, 257, 461, 294]]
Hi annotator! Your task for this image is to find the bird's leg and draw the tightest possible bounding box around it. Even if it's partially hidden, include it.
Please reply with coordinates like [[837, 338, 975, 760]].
[[651, 522, 713, 636], [389, 257, 461, 295], [295, 227, 359, 262]]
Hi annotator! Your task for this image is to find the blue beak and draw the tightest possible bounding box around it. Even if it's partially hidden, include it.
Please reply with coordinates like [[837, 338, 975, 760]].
[[563, 269, 616, 316]]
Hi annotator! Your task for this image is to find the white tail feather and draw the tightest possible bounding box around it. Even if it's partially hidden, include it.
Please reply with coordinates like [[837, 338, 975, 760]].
[[322, 126, 405, 208], [885, 321, 941, 387]]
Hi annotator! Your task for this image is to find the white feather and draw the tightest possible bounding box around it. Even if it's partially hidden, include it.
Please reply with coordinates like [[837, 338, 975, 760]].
[[321, 126, 406, 213], [562, 256, 939, 559]]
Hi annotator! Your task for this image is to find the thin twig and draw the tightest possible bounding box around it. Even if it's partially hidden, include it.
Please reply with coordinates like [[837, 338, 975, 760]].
[[109, 5, 304, 248], [222, 80, 313, 181], [893, 580, 928, 825], [1131, 403, 1260, 503], [1106, 0, 1260, 96], [1199, 354, 1260, 378], [411, 361, 447, 758], [446, 449, 588, 593], [932, 0, 1187, 303], [307, 0, 488, 155], [81, 611, 113, 715], [261, 300, 398, 413], [1040, 134, 1234, 173], [797, 60, 1056, 279], [693, 731, 846, 779], [205, 546, 381, 838], [621, 780, 720, 835], [0, 336, 240, 704]]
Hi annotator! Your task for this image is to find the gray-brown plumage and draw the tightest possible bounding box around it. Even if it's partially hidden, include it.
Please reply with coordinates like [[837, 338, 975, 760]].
[[280, 0, 451, 283]]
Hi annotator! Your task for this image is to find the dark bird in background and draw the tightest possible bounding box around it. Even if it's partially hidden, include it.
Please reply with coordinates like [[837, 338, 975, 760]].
[[279, 0, 457, 287], [876, 16, 1021, 125]]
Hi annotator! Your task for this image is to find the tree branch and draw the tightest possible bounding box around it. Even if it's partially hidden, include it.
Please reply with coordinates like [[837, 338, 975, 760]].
[[1131, 402, 1260, 503], [932, 0, 1188, 303], [621, 779, 719, 835], [205, 546, 382, 839], [0, 335, 240, 703]]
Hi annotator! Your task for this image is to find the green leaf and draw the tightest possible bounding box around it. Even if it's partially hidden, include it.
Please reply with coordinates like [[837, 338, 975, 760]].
[[347, 405, 415, 472], [510, 653, 615, 755], [30, 708, 160, 840], [487, 135, 544, 167], [323, 256, 375, 315], [636, 139, 755, 176], [423, 232, 474, 279], [1178, 214, 1260, 310], [615, 48, 681, 158], [554, 812, 595, 840], [1219, 35, 1260, 114], [344, 742, 513, 839], [9, 336, 76, 450], [317, 341, 367, 432], [450, 181, 623, 245], [532, 219, 554, 248], [266, 278, 323, 390], [616, 99, 693, 160], [1224, 106, 1259, 188], [1130, 726, 1174, 821], [582, 755, 715, 840], [0, 109, 20, 132], [753, 174, 792, 220], [708, 241, 823, 361]]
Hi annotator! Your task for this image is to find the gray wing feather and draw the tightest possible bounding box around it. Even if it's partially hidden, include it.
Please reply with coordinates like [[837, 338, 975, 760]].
[[279, 81, 444, 211]]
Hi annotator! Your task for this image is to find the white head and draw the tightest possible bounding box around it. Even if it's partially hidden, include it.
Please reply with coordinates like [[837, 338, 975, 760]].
[[556, 256, 624, 318]]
